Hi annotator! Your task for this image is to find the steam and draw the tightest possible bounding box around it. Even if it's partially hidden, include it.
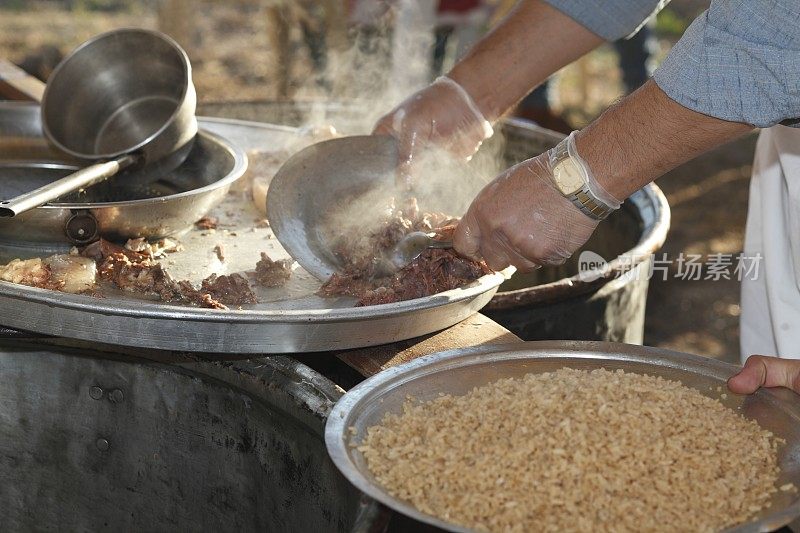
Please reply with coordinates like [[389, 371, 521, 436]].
[[280, 2, 508, 259]]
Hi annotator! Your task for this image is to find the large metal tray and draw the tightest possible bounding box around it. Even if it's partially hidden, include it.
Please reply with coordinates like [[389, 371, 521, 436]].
[[0, 116, 504, 353], [326, 341, 800, 532]]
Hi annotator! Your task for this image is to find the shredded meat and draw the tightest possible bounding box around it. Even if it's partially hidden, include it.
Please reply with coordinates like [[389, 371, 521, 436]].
[[82, 239, 257, 308], [254, 252, 292, 287], [319, 199, 491, 306]]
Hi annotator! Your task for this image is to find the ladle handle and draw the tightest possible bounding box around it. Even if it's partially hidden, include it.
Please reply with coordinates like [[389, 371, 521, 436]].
[[428, 239, 453, 250], [0, 59, 45, 102], [0, 155, 137, 217]]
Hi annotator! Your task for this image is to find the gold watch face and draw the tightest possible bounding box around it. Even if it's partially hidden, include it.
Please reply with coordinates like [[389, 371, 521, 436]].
[[552, 158, 585, 196]]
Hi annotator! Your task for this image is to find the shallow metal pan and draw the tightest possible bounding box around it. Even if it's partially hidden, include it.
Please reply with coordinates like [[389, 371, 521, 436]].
[[326, 341, 800, 533], [0, 102, 245, 246]]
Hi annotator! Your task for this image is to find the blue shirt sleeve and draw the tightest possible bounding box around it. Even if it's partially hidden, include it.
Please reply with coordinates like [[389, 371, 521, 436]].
[[653, 1, 800, 127], [541, 0, 665, 41]]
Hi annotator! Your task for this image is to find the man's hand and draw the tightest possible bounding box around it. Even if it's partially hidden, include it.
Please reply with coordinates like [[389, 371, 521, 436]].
[[453, 152, 598, 271], [728, 355, 800, 395], [371, 0, 605, 185], [372, 77, 493, 183]]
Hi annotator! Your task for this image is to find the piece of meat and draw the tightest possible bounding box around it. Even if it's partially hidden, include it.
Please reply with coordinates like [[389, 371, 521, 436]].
[[254, 253, 292, 287], [97, 252, 183, 301], [195, 216, 218, 230], [199, 293, 228, 310], [81, 239, 146, 262], [213, 244, 225, 262], [124, 237, 149, 254], [46, 255, 97, 293], [123, 237, 182, 258], [201, 274, 257, 305]]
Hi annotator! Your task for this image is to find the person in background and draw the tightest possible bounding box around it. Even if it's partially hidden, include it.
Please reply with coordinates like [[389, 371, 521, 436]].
[[517, 24, 655, 133], [373, 0, 800, 395]]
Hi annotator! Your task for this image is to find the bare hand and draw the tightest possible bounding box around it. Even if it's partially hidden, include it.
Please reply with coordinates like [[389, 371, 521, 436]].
[[728, 355, 800, 395]]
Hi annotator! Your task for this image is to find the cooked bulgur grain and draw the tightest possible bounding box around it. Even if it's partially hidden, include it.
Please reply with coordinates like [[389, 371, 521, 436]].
[[358, 368, 782, 532]]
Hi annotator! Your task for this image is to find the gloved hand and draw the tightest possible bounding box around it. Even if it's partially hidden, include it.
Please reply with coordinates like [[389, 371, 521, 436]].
[[728, 355, 800, 395], [373, 76, 493, 184], [454, 134, 620, 271]]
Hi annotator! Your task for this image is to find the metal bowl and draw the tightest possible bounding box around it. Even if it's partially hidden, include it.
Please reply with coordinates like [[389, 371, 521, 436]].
[[326, 341, 800, 532], [0, 103, 246, 246]]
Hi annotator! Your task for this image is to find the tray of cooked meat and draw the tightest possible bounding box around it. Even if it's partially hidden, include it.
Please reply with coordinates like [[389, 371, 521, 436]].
[[0, 117, 505, 354]]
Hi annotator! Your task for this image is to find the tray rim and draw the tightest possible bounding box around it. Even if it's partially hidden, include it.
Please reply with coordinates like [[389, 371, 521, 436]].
[[325, 340, 800, 533]]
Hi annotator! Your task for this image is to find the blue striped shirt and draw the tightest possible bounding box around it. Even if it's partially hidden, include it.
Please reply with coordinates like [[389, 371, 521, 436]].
[[543, 0, 800, 127]]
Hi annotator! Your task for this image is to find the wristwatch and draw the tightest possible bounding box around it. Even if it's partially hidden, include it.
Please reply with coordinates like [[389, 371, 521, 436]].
[[549, 133, 618, 221]]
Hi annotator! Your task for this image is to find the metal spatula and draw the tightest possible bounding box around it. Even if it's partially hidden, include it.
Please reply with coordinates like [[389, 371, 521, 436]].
[[388, 231, 453, 270]]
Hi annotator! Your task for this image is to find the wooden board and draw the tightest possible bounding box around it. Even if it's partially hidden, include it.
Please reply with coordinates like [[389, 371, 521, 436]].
[[335, 313, 521, 377]]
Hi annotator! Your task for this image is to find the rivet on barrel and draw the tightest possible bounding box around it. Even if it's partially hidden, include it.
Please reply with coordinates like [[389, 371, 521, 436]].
[[89, 386, 104, 400], [108, 389, 124, 404], [96, 438, 110, 452]]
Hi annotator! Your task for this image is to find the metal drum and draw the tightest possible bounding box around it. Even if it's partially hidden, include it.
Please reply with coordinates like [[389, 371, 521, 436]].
[[198, 101, 670, 343], [0, 341, 385, 531]]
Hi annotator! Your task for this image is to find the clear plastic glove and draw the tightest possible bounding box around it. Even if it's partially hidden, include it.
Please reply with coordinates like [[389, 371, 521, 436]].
[[373, 76, 493, 185], [454, 138, 619, 272]]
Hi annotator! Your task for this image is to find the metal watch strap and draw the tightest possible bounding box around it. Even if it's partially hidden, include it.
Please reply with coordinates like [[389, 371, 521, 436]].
[[569, 187, 615, 220], [551, 137, 615, 221]]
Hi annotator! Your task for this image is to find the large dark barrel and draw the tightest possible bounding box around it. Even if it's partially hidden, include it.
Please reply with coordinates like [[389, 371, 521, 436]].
[[0, 341, 384, 532], [198, 101, 669, 343]]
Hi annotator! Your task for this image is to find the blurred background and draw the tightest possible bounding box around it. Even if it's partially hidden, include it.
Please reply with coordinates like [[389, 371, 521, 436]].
[[0, 0, 753, 362]]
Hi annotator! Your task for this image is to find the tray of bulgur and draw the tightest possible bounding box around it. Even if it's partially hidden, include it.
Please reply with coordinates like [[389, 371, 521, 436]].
[[326, 341, 800, 532]]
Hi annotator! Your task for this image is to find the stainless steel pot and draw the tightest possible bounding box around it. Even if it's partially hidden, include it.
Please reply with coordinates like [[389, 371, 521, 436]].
[[0, 29, 197, 216]]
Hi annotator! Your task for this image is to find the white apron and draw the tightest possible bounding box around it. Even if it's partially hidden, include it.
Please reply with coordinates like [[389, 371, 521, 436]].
[[740, 125, 800, 361]]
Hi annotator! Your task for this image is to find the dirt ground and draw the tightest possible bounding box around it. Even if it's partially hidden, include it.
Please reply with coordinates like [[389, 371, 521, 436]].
[[645, 134, 757, 364], [0, 2, 750, 362]]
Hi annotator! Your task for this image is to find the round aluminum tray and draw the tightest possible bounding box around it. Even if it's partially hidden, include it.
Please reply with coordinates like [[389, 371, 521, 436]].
[[326, 341, 800, 532], [0, 116, 504, 353]]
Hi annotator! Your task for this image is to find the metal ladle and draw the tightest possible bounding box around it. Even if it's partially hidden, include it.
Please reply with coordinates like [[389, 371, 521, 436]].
[[0, 29, 197, 217], [267, 135, 489, 281]]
